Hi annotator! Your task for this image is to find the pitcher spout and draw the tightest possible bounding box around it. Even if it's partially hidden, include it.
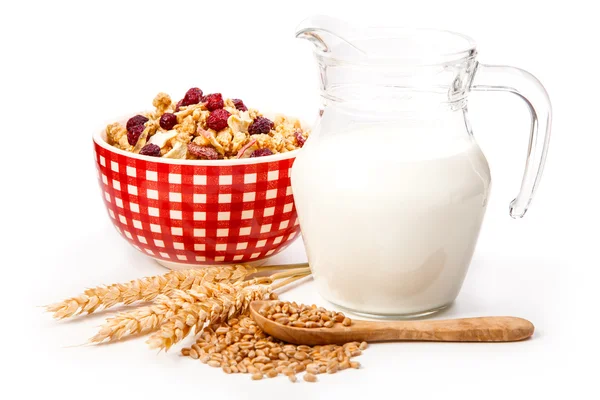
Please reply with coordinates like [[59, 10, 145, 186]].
[[295, 15, 366, 56]]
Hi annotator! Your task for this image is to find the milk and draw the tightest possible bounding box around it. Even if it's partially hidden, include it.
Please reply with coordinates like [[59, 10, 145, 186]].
[[291, 123, 491, 316]]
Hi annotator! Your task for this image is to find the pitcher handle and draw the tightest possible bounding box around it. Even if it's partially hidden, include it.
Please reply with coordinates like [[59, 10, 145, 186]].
[[471, 63, 552, 218]]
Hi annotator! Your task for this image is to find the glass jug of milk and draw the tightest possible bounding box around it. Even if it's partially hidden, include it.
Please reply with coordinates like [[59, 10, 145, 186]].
[[291, 16, 552, 317]]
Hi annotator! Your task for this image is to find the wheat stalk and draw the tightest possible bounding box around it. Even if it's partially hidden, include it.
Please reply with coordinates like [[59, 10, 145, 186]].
[[46, 264, 254, 319], [144, 271, 309, 351], [80, 264, 310, 346], [269, 270, 310, 291]]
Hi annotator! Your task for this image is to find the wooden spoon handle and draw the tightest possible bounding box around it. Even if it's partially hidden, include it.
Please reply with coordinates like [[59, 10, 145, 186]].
[[359, 317, 534, 342]]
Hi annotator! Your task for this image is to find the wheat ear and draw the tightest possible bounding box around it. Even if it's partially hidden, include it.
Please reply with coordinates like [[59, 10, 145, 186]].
[[47, 264, 254, 319], [90, 278, 271, 345], [89, 294, 178, 343], [146, 280, 272, 351]]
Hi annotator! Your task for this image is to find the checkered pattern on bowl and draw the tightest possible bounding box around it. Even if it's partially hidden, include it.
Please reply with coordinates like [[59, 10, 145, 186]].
[[93, 138, 301, 266]]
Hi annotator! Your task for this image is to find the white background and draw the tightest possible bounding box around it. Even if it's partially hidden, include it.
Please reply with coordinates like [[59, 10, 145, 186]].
[[1, 0, 597, 398]]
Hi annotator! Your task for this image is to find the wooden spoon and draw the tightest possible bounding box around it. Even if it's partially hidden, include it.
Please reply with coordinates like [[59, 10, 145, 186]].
[[249, 301, 534, 345]]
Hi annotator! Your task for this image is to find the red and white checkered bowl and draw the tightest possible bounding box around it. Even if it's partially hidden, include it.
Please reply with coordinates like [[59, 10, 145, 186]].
[[93, 123, 302, 270]]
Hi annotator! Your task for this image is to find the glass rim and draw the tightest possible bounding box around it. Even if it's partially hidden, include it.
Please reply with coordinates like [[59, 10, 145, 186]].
[[311, 27, 478, 66]]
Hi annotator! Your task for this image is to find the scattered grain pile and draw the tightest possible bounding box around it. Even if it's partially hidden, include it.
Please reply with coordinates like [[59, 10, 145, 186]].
[[182, 303, 366, 382]]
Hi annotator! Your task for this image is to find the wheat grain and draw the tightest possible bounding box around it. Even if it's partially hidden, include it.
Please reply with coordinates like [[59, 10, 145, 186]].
[[47, 265, 254, 319]]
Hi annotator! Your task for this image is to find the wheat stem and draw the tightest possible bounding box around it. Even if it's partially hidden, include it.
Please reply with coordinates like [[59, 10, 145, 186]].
[[269, 267, 311, 281], [270, 272, 311, 291], [253, 263, 309, 273]]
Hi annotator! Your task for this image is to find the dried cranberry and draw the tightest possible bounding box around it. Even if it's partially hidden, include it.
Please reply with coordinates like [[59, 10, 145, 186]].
[[248, 117, 274, 135], [126, 115, 148, 132], [175, 99, 183, 112], [232, 98, 248, 111], [181, 87, 203, 106], [127, 124, 145, 146], [139, 143, 161, 157], [206, 109, 231, 131], [294, 130, 306, 147], [159, 113, 177, 130], [203, 93, 224, 111], [188, 143, 220, 160], [250, 148, 274, 158]]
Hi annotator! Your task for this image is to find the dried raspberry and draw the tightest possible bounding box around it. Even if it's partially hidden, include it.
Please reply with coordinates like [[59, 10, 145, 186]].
[[159, 113, 177, 130], [139, 143, 161, 157], [188, 143, 220, 160], [203, 93, 224, 111], [206, 109, 231, 131], [126, 115, 148, 132], [232, 98, 248, 111], [250, 148, 274, 158], [248, 117, 274, 135], [181, 87, 203, 106], [127, 124, 145, 146], [294, 130, 306, 147]]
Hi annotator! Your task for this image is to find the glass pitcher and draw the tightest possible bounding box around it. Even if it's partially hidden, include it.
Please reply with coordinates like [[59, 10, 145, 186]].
[[291, 16, 552, 318]]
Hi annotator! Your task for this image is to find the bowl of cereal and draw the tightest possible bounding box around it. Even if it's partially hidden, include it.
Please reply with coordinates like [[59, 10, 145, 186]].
[[93, 88, 309, 269]]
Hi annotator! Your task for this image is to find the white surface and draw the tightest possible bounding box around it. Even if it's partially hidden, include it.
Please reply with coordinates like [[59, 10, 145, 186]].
[[1, 0, 597, 398]]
